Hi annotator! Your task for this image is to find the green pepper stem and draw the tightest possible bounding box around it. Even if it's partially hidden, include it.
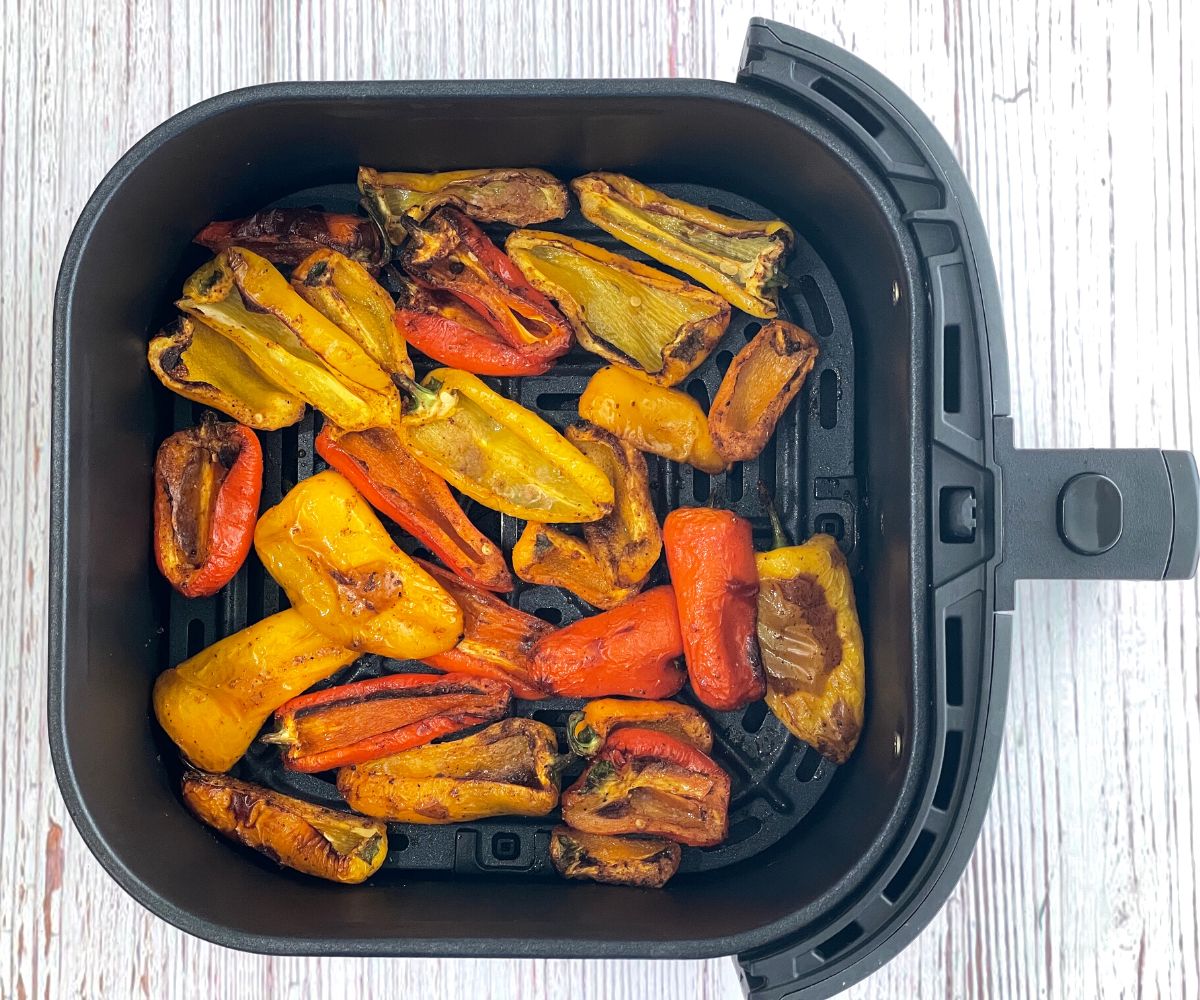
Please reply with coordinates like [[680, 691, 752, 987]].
[[758, 482, 792, 549], [392, 372, 441, 413], [566, 714, 602, 756], [547, 752, 576, 784]]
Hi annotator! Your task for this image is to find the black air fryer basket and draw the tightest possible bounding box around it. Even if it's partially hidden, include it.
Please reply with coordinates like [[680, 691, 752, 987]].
[[49, 20, 1200, 1000]]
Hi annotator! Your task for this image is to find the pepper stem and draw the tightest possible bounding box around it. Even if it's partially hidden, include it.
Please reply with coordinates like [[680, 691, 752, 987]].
[[391, 371, 447, 417], [566, 713, 602, 756], [547, 751, 576, 784], [758, 482, 792, 549]]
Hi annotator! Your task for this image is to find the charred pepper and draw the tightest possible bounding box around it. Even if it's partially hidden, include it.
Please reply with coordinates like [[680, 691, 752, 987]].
[[506, 230, 730, 385], [195, 208, 388, 270], [663, 508, 765, 711], [253, 470, 463, 659], [395, 367, 614, 523], [263, 672, 512, 773], [579, 364, 727, 474], [182, 772, 387, 884], [337, 718, 563, 823], [573, 172, 794, 318], [549, 827, 681, 888], [153, 414, 262, 598], [709, 320, 819, 461], [567, 698, 713, 756], [561, 727, 731, 847], [531, 586, 686, 699], [315, 424, 512, 592]]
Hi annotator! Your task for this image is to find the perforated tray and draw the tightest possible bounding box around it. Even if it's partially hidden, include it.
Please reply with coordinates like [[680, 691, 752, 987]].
[[157, 180, 860, 878]]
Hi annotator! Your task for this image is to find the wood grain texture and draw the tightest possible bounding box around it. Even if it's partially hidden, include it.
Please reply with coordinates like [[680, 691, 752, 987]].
[[1, 1, 1196, 998]]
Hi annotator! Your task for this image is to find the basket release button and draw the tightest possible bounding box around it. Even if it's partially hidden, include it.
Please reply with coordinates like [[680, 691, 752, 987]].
[[1058, 473, 1123, 555]]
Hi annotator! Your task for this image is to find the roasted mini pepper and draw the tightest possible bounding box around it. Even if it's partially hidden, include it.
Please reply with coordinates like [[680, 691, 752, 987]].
[[561, 727, 731, 847], [709, 320, 819, 461], [395, 367, 614, 523], [663, 508, 765, 711], [181, 773, 387, 884], [572, 172, 794, 318], [401, 209, 573, 367], [337, 718, 563, 823], [359, 166, 569, 235], [506, 230, 731, 385], [262, 672, 512, 772], [291, 249, 413, 379], [153, 414, 263, 598], [390, 271, 556, 376], [179, 248, 400, 431], [153, 609, 358, 773], [147, 316, 305, 430], [579, 364, 728, 474], [195, 208, 388, 270], [315, 424, 512, 592], [512, 422, 661, 609], [254, 470, 463, 659], [531, 586, 686, 699], [549, 827, 681, 888], [567, 698, 713, 756], [418, 559, 552, 700], [757, 510, 865, 764]]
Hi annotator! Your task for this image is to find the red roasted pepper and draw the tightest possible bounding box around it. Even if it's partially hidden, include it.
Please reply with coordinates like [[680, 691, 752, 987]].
[[530, 586, 686, 699], [315, 424, 512, 592], [262, 672, 512, 773], [663, 507, 765, 710], [419, 559, 553, 700], [153, 414, 263, 598], [400, 208, 572, 367]]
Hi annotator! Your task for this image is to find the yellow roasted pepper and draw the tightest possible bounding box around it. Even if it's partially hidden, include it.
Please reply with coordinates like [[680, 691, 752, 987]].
[[756, 520, 865, 764], [505, 230, 730, 385], [579, 364, 728, 474], [337, 718, 563, 823], [147, 316, 305, 430], [395, 367, 614, 523], [254, 470, 463, 659], [153, 609, 358, 773], [512, 422, 661, 609], [572, 172, 794, 318], [178, 248, 400, 431]]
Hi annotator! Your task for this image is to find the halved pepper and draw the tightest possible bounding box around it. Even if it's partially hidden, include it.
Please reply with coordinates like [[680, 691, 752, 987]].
[[181, 772, 387, 884], [253, 470, 463, 659], [178, 248, 400, 431], [531, 586, 686, 699], [506, 230, 730, 385], [419, 559, 552, 701], [579, 364, 728, 474], [337, 717, 562, 823], [400, 208, 573, 367], [153, 609, 358, 773], [567, 698, 713, 756], [153, 414, 262, 598], [663, 508, 765, 711], [390, 271, 556, 376], [572, 172, 794, 318], [291, 249, 414, 379], [195, 208, 389, 270], [561, 727, 730, 847], [757, 511, 865, 764], [512, 422, 661, 609], [315, 423, 512, 592], [395, 367, 614, 523], [549, 827, 681, 888], [147, 316, 305, 430], [359, 166, 569, 235], [262, 672, 512, 773], [709, 320, 819, 461]]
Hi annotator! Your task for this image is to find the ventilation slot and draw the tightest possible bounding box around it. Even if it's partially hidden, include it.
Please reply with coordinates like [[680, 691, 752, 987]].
[[715, 350, 735, 377], [535, 392, 578, 412], [795, 748, 821, 782], [798, 275, 834, 339], [727, 461, 744, 502], [818, 369, 839, 429], [945, 615, 964, 707], [883, 829, 936, 904], [186, 619, 206, 658], [534, 606, 562, 625], [942, 324, 962, 413], [742, 321, 762, 343], [390, 833, 410, 852], [933, 731, 963, 811], [691, 469, 711, 503], [813, 921, 864, 962], [740, 700, 768, 734], [812, 77, 885, 137]]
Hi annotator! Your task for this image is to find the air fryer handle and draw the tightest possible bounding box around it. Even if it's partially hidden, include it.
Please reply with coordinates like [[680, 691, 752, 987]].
[[994, 416, 1200, 603]]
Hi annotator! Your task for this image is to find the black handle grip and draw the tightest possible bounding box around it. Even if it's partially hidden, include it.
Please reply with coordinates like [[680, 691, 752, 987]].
[[994, 416, 1200, 605]]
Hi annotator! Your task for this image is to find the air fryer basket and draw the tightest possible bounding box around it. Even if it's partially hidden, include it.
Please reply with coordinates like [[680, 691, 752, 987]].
[[49, 20, 1199, 1000]]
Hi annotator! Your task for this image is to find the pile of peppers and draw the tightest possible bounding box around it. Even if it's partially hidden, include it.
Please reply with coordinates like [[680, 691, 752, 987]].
[[145, 163, 863, 891]]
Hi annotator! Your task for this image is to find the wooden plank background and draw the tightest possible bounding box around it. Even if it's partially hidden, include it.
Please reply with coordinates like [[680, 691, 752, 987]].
[[2, 0, 1196, 997]]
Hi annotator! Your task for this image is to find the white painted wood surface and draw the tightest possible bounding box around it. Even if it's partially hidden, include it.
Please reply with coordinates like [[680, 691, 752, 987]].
[[2, 0, 1196, 997]]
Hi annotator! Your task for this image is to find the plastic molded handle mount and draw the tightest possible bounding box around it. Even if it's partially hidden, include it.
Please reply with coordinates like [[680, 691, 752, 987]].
[[994, 415, 1200, 607]]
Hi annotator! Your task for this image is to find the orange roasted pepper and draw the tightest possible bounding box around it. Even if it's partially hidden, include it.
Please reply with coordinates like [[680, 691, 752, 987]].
[[549, 827, 681, 888], [567, 698, 713, 756]]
